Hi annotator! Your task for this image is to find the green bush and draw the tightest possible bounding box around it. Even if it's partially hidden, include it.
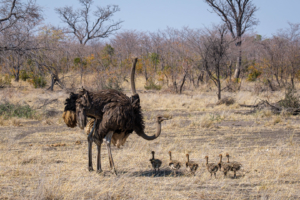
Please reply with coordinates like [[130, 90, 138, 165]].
[[247, 66, 262, 81], [0, 102, 37, 119], [31, 76, 47, 88], [20, 70, 30, 81], [144, 78, 162, 90]]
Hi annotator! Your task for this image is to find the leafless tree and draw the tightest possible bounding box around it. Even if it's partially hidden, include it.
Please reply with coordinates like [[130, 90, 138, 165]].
[[55, 0, 123, 46], [278, 23, 300, 88], [189, 24, 232, 99], [0, 0, 42, 51], [0, 19, 42, 81], [205, 0, 259, 79], [56, 0, 122, 85]]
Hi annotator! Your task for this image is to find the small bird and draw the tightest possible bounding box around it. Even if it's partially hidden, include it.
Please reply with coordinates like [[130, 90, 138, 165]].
[[226, 153, 242, 179], [185, 154, 199, 175], [218, 154, 231, 178], [169, 151, 181, 176], [149, 151, 162, 175], [205, 156, 218, 178]]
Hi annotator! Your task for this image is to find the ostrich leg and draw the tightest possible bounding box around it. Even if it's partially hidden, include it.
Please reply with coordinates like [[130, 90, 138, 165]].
[[96, 142, 103, 173], [105, 131, 117, 175], [87, 120, 97, 171]]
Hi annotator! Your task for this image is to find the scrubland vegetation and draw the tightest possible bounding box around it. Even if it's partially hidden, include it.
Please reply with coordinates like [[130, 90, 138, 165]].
[[1, 0, 300, 199]]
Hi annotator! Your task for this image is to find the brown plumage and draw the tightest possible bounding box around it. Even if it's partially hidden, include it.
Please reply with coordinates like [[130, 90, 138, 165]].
[[85, 119, 95, 135], [63, 58, 169, 174], [218, 154, 231, 178], [226, 153, 242, 179], [169, 151, 181, 175], [205, 156, 218, 178], [85, 118, 130, 148], [150, 151, 162, 175], [62, 110, 77, 128], [185, 154, 198, 175]]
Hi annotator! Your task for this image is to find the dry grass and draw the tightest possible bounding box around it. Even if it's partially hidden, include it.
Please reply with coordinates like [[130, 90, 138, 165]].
[[1, 76, 300, 199]]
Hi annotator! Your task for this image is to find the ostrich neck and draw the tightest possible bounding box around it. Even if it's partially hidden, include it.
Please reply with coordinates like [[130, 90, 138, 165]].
[[169, 153, 172, 161], [136, 121, 162, 140], [219, 156, 222, 163], [206, 158, 208, 165], [227, 157, 230, 163], [152, 153, 155, 160], [187, 155, 189, 162]]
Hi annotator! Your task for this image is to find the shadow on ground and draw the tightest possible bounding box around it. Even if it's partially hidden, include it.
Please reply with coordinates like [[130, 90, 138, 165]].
[[96, 168, 188, 177]]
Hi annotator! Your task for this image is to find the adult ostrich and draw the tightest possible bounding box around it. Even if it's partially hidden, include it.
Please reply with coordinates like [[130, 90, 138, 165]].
[[62, 58, 168, 174]]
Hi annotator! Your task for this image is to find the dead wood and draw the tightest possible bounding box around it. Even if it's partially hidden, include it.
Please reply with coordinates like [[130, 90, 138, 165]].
[[238, 100, 300, 115]]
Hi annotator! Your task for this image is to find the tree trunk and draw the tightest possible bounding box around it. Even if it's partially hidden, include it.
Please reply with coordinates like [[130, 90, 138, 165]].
[[267, 79, 275, 91], [173, 80, 177, 93], [144, 64, 148, 81], [291, 76, 294, 89], [234, 38, 242, 79], [179, 73, 187, 94], [14, 65, 20, 82], [50, 74, 55, 91], [47, 74, 64, 91], [217, 79, 221, 100], [197, 71, 204, 87], [164, 73, 169, 86]]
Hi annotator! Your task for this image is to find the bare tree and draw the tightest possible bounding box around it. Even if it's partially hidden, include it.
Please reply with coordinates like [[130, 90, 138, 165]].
[[0, 19, 42, 81], [0, 0, 42, 51], [56, 0, 123, 85], [188, 24, 232, 99], [55, 0, 123, 45], [204, 0, 259, 79]]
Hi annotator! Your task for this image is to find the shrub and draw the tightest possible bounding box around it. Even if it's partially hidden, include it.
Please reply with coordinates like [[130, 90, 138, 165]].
[[0, 74, 12, 87], [29, 76, 47, 88], [103, 77, 123, 92], [279, 86, 300, 108], [20, 70, 30, 81], [144, 78, 162, 90], [0, 102, 37, 119], [247, 66, 262, 81], [216, 97, 235, 106]]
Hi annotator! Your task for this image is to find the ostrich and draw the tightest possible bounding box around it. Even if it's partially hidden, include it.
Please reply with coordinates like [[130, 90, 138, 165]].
[[149, 151, 162, 175], [62, 58, 168, 174], [226, 153, 242, 179], [168, 151, 181, 175], [185, 154, 198, 175], [218, 154, 231, 178], [205, 156, 218, 178]]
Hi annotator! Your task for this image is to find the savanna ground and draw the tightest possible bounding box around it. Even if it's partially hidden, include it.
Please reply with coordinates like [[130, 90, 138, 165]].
[[1, 74, 300, 200]]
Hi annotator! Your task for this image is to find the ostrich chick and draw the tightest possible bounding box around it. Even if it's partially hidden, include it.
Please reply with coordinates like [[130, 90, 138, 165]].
[[149, 151, 162, 175], [218, 154, 231, 178], [205, 156, 218, 178], [226, 153, 242, 179], [185, 154, 199, 175], [169, 151, 181, 176]]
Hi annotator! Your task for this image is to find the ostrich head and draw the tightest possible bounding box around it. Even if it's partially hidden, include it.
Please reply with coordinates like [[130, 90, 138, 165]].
[[156, 115, 168, 123], [75, 88, 91, 129], [205, 156, 209, 163], [62, 92, 78, 128]]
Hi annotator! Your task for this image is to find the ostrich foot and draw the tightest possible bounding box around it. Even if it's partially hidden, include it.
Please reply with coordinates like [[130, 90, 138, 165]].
[[88, 166, 94, 172], [112, 169, 117, 176], [96, 169, 103, 174]]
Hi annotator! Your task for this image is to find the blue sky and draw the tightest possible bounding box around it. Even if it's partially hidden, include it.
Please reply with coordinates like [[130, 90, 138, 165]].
[[39, 0, 300, 39]]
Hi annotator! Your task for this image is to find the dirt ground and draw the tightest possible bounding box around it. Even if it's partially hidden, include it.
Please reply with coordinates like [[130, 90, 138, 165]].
[[1, 79, 300, 199]]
